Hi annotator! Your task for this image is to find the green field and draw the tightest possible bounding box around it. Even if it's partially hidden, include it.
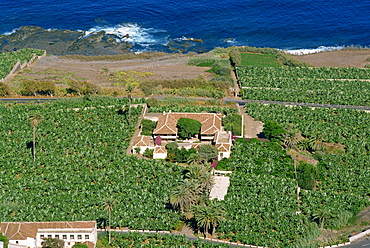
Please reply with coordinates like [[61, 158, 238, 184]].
[[240, 53, 283, 67]]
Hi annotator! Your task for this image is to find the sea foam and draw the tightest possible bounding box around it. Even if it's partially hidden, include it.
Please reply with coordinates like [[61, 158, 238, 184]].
[[284, 46, 345, 55], [84, 23, 166, 46], [2, 28, 19, 36]]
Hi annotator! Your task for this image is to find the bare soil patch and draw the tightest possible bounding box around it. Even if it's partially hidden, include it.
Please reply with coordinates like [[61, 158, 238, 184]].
[[24, 54, 212, 86], [293, 49, 370, 68]]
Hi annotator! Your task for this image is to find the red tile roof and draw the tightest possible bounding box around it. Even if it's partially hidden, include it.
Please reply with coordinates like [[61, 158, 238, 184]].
[[154, 146, 167, 154], [0, 221, 96, 240], [216, 143, 231, 152], [153, 113, 222, 136], [134, 135, 151, 147]]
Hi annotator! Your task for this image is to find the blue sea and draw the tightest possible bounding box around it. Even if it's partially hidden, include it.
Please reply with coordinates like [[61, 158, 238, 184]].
[[1, 0, 369, 54]]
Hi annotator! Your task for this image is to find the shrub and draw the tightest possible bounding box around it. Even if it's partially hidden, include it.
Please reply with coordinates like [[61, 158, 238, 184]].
[[0, 82, 11, 96], [165, 142, 179, 151], [177, 118, 202, 140], [20, 80, 56, 96], [262, 121, 286, 142], [222, 114, 242, 136], [67, 80, 100, 95], [174, 147, 197, 163], [72, 244, 88, 248], [297, 162, 319, 190], [141, 119, 157, 136], [146, 97, 159, 107], [187, 57, 217, 66], [0, 233, 9, 248], [198, 144, 218, 163], [229, 49, 242, 66], [143, 148, 154, 158]]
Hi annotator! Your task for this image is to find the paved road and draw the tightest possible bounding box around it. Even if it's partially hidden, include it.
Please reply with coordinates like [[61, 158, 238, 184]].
[[344, 237, 370, 248], [224, 98, 370, 111], [2, 97, 370, 111]]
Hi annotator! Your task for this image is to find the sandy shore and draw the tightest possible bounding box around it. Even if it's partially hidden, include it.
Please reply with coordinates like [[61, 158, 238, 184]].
[[292, 49, 370, 68]]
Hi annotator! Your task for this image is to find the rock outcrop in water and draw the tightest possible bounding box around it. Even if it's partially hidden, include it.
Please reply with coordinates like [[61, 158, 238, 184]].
[[0, 26, 133, 56]]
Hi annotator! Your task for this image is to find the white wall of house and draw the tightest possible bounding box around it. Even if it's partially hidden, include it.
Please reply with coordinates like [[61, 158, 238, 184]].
[[8, 238, 35, 248], [153, 152, 167, 159], [36, 228, 96, 248], [218, 151, 231, 161], [132, 146, 154, 154]]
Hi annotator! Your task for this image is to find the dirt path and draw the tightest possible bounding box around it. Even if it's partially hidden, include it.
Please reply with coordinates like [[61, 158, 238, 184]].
[[237, 106, 263, 138]]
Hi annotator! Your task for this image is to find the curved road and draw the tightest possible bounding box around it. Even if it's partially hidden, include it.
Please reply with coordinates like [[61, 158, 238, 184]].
[[344, 237, 370, 248]]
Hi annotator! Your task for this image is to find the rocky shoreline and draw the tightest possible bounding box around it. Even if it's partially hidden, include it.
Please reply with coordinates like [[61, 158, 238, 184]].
[[0, 26, 133, 56]]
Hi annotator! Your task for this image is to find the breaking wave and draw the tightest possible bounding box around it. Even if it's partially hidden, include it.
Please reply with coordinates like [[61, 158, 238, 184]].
[[283, 46, 345, 55], [84, 23, 168, 47]]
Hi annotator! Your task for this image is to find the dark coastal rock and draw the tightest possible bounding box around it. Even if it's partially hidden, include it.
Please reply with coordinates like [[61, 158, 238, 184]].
[[0, 26, 133, 56]]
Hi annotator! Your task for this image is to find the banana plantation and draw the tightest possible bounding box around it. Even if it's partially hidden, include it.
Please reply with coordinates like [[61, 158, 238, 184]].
[[238, 66, 370, 106], [1, 97, 369, 247]]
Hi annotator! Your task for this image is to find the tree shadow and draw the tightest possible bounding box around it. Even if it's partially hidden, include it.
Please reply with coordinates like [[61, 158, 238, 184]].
[[26, 141, 34, 149], [96, 217, 107, 229]]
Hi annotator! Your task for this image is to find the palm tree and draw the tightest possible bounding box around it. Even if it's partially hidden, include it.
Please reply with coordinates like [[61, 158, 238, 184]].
[[214, 92, 225, 105], [198, 171, 215, 196], [102, 197, 116, 243], [307, 135, 323, 151], [125, 85, 134, 103], [29, 114, 42, 161], [208, 200, 226, 235], [283, 125, 304, 149], [191, 200, 226, 237], [192, 205, 212, 236], [170, 179, 198, 213], [187, 153, 200, 165], [185, 164, 207, 181], [185, 164, 215, 200]]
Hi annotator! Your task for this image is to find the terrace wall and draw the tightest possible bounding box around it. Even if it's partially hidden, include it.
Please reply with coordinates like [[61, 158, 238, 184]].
[[0, 50, 46, 83]]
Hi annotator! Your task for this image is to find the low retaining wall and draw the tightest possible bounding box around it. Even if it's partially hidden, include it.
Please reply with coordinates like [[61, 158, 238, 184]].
[[349, 228, 370, 242], [317, 227, 370, 248], [97, 228, 170, 234], [199, 237, 268, 248], [318, 242, 351, 248], [0, 50, 46, 83]]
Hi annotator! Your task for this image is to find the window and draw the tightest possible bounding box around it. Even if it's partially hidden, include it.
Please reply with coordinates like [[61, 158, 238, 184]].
[[85, 235, 89, 240], [62, 235, 67, 239], [77, 235, 82, 240], [55, 235, 59, 239], [70, 235, 74, 240], [47, 235, 52, 238], [40, 235, 45, 239]]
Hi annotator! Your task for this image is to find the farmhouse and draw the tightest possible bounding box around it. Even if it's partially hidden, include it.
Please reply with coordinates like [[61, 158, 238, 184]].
[[0, 221, 97, 248], [133, 112, 233, 160], [153, 112, 223, 141]]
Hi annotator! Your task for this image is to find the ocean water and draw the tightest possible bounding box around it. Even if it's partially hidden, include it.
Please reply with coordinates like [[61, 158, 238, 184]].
[[1, 0, 369, 54]]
